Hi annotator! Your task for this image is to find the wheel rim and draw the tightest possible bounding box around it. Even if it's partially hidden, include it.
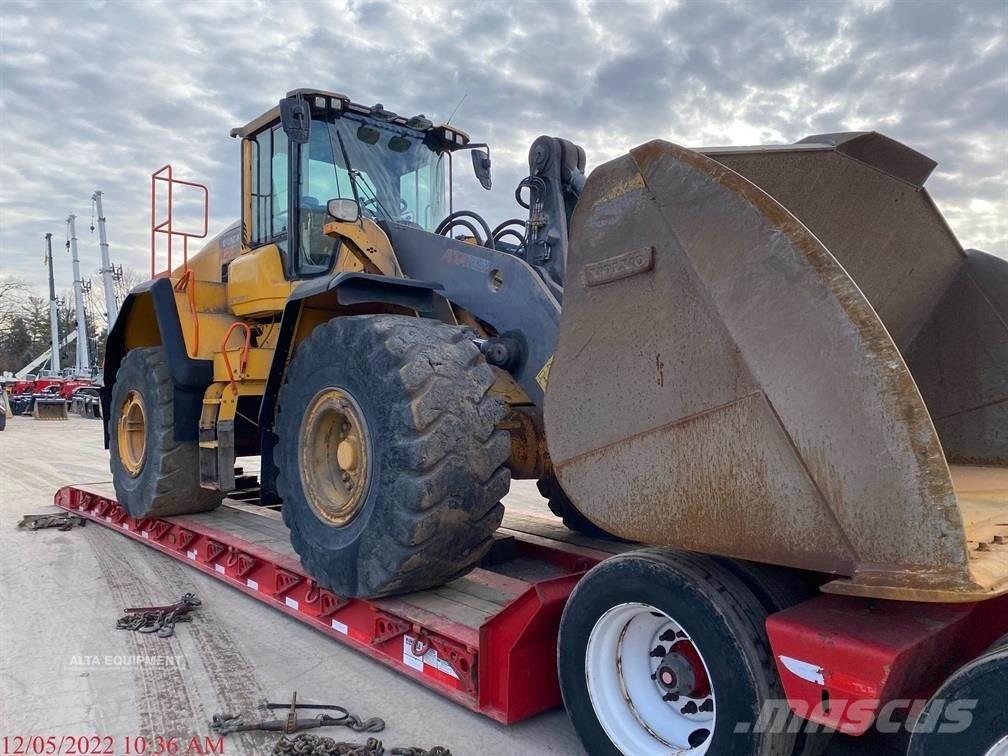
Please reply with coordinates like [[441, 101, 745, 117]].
[[585, 602, 716, 755], [299, 387, 371, 527], [117, 390, 147, 476]]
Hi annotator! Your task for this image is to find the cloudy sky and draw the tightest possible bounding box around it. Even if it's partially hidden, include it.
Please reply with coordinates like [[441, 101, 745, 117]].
[[0, 0, 1005, 296]]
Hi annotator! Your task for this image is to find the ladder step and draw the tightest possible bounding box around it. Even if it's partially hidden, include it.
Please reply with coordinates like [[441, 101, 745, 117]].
[[199, 441, 218, 449]]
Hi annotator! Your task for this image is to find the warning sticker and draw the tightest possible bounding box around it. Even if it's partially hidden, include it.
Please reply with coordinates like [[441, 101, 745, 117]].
[[437, 657, 459, 680], [535, 355, 553, 391], [402, 635, 459, 679], [403, 635, 425, 671]]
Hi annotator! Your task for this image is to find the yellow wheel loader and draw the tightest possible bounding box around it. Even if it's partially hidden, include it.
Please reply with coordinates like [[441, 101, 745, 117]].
[[102, 89, 1007, 608]]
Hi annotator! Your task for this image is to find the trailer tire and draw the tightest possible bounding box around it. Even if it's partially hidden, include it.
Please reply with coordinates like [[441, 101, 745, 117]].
[[538, 474, 623, 541], [558, 548, 796, 756], [275, 315, 510, 598], [907, 645, 1008, 756], [713, 558, 833, 756], [109, 347, 224, 518]]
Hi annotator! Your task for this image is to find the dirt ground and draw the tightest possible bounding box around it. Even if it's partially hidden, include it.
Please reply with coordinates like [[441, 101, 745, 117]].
[[0, 414, 888, 755], [0, 415, 583, 755]]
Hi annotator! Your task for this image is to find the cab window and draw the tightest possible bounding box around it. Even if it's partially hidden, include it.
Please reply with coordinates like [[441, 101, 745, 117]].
[[249, 125, 288, 246], [296, 122, 378, 275]]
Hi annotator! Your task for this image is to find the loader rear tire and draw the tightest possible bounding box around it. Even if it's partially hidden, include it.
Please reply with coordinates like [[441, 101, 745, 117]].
[[538, 474, 622, 540], [275, 315, 511, 598], [109, 347, 224, 518]]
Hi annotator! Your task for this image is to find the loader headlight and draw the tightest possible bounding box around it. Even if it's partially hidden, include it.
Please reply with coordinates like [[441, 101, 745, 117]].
[[439, 127, 470, 148], [309, 94, 345, 112]]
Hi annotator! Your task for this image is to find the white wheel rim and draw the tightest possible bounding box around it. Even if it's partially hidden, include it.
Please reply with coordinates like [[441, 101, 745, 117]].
[[986, 734, 1008, 756], [585, 602, 716, 755]]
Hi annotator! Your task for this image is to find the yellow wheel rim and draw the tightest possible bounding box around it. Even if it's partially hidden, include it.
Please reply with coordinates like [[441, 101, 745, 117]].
[[299, 387, 371, 527], [117, 390, 147, 477]]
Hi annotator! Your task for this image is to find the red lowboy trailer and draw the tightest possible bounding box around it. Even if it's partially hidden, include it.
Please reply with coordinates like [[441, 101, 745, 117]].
[[55, 484, 1007, 754]]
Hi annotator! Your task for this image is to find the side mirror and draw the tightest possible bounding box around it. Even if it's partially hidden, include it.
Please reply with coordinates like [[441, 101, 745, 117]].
[[279, 96, 311, 144], [327, 198, 360, 223], [471, 146, 492, 190]]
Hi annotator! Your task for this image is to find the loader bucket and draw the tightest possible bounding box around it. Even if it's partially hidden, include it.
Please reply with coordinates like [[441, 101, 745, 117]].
[[544, 134, 1008, 602], [33, 398, 69, 421]]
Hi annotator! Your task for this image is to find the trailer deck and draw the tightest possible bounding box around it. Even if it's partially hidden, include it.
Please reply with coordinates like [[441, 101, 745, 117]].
[[52, 479, 1008, 745], [54, 483, 616, 724]]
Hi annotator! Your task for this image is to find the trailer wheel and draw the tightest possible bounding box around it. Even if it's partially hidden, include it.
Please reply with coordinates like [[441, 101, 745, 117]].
[[907, 644, 1008, 756], [109, 347, 223, 517], [713, 558, 833, 756], [275, 315, 510, 598], [538, 474, 622, 540], [558, 548, 795, 756]]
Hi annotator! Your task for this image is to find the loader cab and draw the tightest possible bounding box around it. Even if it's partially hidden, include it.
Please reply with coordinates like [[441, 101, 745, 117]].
[[229, 89, 473, 300]]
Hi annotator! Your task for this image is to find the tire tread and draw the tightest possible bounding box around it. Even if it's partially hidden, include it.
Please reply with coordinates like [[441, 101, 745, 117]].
[[109, 347, 223, 518], [275, 315, 510, 597]]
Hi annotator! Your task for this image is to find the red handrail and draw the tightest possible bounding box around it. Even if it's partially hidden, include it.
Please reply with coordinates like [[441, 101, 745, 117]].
[[220, 322, 252, 393], [150, 164, 209, 279]]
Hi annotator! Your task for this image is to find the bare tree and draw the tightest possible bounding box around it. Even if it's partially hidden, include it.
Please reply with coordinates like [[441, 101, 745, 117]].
[[116, 266, 147, 301], [0, 277, 31, 330]]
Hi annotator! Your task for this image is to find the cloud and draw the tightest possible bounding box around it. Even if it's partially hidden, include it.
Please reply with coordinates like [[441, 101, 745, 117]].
[[0, 0, 1004, 300]]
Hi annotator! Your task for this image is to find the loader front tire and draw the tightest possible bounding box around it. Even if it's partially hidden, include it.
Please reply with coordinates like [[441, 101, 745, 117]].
[[275, 315, 511, 598], [109, 347, 224, 518]]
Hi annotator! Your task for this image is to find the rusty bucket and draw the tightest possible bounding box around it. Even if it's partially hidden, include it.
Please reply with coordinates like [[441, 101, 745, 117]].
[[545, 133, 1007, 602]]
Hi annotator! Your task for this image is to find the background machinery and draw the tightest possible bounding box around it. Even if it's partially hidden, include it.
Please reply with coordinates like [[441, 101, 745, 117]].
[[31, 232, 71, 420], [101, 89, 1007, 755]]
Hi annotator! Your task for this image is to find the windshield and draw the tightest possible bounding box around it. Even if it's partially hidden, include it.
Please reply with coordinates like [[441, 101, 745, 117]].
[[296, 112, 447, 275]]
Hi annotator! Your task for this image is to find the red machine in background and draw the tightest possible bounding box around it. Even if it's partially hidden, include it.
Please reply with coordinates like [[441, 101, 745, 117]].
[[8, 370, 94, 420]]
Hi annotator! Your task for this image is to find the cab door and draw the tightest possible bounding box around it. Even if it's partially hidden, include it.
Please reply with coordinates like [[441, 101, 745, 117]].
[[227, 122, 294, 318]]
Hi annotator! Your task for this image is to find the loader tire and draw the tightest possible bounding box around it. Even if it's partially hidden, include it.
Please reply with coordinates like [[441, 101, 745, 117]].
[[109, 347, 224, 518], [275, 315, 511, 598], [538, 474, 622, 540], [558, 548, 796, 756]]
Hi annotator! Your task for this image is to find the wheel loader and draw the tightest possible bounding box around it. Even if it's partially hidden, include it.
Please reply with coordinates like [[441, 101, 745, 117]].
[[100, 88, 1006, 755]]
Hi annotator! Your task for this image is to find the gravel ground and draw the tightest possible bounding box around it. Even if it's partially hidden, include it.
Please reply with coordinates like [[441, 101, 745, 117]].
[[0, 413, 894, 755]]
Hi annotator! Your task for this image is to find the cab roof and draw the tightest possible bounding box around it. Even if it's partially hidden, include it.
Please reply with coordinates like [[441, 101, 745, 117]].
[[229, 88, 471, 147]]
